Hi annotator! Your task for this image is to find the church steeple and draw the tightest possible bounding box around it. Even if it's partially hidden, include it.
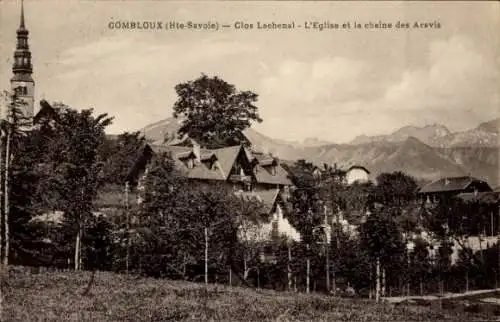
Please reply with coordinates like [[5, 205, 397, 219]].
[[11, 0, 35, 119], [19, 0, 26, 30]]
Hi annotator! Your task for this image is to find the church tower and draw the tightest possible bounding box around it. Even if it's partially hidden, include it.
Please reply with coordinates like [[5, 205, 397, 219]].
[[10, 0, 34, 119]]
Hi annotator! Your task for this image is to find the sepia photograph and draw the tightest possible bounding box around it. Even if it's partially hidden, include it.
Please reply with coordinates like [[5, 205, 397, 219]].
[[0, 0, 499, 320]]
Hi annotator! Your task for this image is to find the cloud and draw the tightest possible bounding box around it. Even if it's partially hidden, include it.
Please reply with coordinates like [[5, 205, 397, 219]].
[[49, 35, 260, 133], [57, 35, 258, 80], [261, 56, 376, 108], [256, 35, 498, 142], [45, 32, 499, 143], [384, 35, 498, 112]]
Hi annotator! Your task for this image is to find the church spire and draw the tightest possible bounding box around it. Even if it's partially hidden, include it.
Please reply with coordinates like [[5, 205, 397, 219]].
[[19, 0, 26, 30], [13, 0, 31, 74], [11, 0, 35, 119]]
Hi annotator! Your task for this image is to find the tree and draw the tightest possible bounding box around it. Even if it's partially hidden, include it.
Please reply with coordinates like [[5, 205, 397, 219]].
[[359, 205, 406, 301], [136, 154, 243, 281], [99, 131, 147, 186], [0, 91, 31, 265], [409, 237, 432, 295], [286, 159, 324, 244], [234, 197, 269, 283], [286, 159, 329, 293], [54, 105, 112, 270], [17, 102, 113, 270], [172, 74, 262, 148], [373, 171, 418, 207]]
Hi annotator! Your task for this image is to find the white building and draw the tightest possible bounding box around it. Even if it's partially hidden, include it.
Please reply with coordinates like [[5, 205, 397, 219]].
[[345, 165, 371, 185]]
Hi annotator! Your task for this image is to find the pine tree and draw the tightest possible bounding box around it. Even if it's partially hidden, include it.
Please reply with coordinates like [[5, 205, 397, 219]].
[[1, 91, 30, 265]]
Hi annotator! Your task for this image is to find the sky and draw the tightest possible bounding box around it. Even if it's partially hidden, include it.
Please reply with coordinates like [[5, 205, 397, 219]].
[[0, 0, 498, 143]]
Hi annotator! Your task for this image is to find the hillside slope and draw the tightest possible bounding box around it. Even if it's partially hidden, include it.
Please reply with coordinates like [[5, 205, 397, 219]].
[[4, 269, 485, 321]]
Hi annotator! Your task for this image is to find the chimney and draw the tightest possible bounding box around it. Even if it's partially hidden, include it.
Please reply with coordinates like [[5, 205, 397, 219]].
[[192, 142, 201, 163]]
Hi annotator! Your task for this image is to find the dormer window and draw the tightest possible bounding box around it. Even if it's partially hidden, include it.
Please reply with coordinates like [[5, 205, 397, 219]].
[[271, 165, 277, 176], [233, 163, 241, 175], [186, 157, 194, 169]]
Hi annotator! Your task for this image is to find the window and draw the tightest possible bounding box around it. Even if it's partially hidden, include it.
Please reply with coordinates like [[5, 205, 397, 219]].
[[186, 158, 194, 169], [271, 221, 279, 239], [271, 165, 277, 176]]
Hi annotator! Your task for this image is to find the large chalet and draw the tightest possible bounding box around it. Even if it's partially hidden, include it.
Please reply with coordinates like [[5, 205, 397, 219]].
[[128, 136, 300, 242]]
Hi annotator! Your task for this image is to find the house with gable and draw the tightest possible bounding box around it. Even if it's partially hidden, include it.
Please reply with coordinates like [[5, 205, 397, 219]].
[[128, 135, 300, 243], [416, 176, 499, 264], [417, 176, 492, 204]]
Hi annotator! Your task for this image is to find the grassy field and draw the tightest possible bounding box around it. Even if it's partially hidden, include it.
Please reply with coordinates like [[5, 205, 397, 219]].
[[1, 268, 494, 321]]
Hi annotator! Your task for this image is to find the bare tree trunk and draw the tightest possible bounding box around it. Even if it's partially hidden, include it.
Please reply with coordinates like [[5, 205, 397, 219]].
[[243, 257, 248, 281], [325, 244, 330, 292], [74, 227, 80, 271], [375, 257, 381, 303], [420, 274, 423, 296], [333, 268, 336, 296], [3, 127, 11, 266], [288, 243, 292, 291], [466, 269, 469, 292], [497, 203, 500, 289], [257, 267, 260, 289], [0, 133, 3, 265], [125, 182, 130, 274], [369, 266, 372, 300], [306, 244, 310, 294], [205, 227, 208, 286], [382, 268, 386, 297], [74, 204, 83, 271], [79, 230, 82, 269]]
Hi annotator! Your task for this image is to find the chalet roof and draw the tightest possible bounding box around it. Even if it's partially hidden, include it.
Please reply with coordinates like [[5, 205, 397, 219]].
[[254, 154, 276, 166], [145, 144, 292, 186], [165, 134, 190, 146], [237, 189, 281, 214], [200, 151, 216, 161], [149, 145, 242, 181], [456, 191, 499, 204], [347, 165, 370, 174], [418, 176, 489, 194], [212, 145, 243, 178], [254, 163, 293, 186], [246, 149, 292, 186]]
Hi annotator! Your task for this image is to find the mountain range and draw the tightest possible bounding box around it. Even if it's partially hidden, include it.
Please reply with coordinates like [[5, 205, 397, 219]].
[[348, 120, 499, 147], [140, 118, 499, 187]]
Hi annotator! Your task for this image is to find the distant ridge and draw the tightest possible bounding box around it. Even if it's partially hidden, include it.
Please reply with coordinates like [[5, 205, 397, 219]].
[[140, 117, 499, 186], [349, 122, 498, 148]]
